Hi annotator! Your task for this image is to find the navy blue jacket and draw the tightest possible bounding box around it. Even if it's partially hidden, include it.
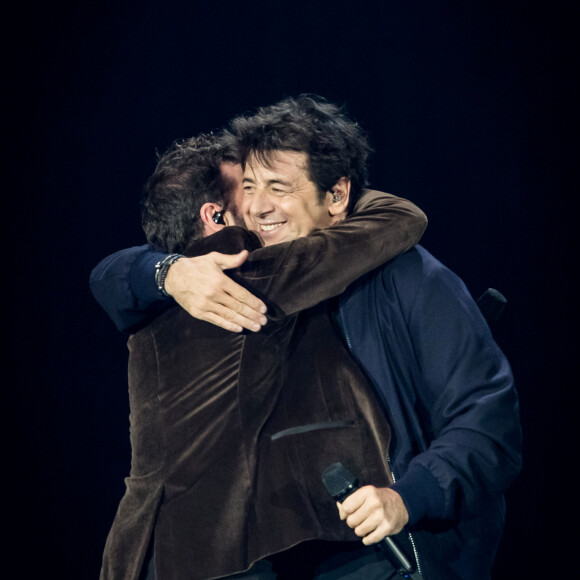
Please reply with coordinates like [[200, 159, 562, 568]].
[[336, 245, 522, 579]]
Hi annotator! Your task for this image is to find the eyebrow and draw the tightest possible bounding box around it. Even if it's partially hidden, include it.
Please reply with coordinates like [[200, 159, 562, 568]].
[[242, 177, 293, 187]]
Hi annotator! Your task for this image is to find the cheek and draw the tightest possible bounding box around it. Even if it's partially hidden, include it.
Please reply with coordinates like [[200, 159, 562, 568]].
[[242, 210, 254, 230], [305, 202, 329, 228], [241, 196, 253, 217], [289, 209, 319, 236]]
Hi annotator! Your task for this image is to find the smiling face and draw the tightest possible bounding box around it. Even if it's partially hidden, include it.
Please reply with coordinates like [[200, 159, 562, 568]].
[[242, 150, 342, 246]]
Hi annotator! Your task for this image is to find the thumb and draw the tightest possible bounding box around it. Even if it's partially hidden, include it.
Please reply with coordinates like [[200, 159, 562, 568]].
[[213, 250, 250, 271]]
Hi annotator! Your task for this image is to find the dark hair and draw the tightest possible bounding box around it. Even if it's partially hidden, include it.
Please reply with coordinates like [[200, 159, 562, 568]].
[[140, 133, 238, 253], [225, 94, 372, 211]]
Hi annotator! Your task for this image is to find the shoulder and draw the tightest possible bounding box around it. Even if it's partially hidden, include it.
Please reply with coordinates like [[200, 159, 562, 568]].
[[376, 245, 460, 296], [345, 245, 473, 319], [382, 245, 450, 277]]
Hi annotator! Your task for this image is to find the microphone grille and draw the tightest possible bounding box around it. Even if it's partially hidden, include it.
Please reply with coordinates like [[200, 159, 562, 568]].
[[321, 462, 358, 501], [477, 288, 507, 322]]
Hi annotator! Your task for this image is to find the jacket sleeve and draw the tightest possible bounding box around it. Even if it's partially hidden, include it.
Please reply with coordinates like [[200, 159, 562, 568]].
[[89, 245, 171, 332], [389, 257, 523, 525], [90, 191, 426, 331], [237, 190, 427, 318]]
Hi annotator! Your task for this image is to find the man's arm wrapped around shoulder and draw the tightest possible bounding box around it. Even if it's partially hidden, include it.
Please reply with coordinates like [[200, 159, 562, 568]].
[[89, 190, 427, 332], [236, 190, 427, 317], [89, 245, 168, 332]]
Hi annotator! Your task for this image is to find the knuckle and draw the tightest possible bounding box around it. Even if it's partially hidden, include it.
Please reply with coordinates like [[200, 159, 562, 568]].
[[222, 311, 238, 323], [354, 527, 365, 538], [205, 288, 219, 300], [196, 296, 211, 308]]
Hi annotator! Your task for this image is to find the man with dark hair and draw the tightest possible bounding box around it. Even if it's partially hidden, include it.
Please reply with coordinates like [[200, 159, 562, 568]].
[[224, 94, 370, 213], [140, 133, 244, 253], [96, 122, 428, 579], [92, 95, 522, 579]]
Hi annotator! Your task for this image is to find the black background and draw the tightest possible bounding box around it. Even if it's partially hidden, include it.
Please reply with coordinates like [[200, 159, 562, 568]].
[[8, 1, 576, 578]]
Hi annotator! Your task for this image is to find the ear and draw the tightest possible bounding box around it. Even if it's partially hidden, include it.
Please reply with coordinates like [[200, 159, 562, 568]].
[[199, 202, 225, 236], [327, 177, 351, 218]]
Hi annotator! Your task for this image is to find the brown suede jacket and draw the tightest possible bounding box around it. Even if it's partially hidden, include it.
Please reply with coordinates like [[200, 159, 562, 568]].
[[100, 191, 427, 580]]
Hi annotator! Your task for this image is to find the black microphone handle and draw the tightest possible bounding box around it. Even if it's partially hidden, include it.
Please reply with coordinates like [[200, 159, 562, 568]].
[[381, 536, 416, 574]]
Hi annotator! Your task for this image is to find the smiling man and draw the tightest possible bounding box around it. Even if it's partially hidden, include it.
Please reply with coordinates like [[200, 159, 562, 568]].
[[241, 151, 350, 245], [91, 95, 521, 580]]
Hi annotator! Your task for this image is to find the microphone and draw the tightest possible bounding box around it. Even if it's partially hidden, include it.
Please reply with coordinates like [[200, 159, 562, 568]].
[[477, 288, 507, 322], [321, 462, 417, 575]]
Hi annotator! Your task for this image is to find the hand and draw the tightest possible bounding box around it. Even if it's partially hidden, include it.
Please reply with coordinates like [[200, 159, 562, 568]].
[[337, 486, 409, 545], [164, 250, 267, 333]]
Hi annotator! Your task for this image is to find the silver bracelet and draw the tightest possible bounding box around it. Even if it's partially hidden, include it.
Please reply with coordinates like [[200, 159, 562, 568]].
[[154, 253, 184, 297]]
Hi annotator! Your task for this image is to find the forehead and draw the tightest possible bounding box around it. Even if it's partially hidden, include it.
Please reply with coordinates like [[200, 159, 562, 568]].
[[243, 150, 310, 182]]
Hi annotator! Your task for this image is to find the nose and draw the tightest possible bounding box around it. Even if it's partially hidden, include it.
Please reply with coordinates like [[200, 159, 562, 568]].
[[248, 187, 275, 218]]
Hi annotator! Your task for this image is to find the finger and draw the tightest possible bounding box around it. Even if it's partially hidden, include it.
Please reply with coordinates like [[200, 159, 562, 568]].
[[340, 488, 369, 516], [343, 491, 381, 529], [352, 513, 382, 539], [219, 291, 268, 326], [361, 523, 391, 546], [346, 508, 373, 530], [222, 278, 267, 314], [215, 309, 263, 332], [213, 250, 250, 270], [197, 310, 244, 333], [211, 252, 267, 313], [178, 290, 264, 332], [201, 301, 265, 333]]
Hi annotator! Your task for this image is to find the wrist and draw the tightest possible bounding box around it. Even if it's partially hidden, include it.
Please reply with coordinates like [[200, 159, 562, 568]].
[[128, 249, 170, 304], [391, 463, 445, 526], [154, 253, 184, 297]]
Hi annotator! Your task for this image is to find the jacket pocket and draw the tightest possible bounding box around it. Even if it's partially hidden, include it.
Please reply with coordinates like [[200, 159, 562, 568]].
[[270, 419, 355, 441]]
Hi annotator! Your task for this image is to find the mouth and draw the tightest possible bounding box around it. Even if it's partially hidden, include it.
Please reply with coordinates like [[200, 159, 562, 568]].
[[258, 222, 286, 233], [253, 221, 288, 245]]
